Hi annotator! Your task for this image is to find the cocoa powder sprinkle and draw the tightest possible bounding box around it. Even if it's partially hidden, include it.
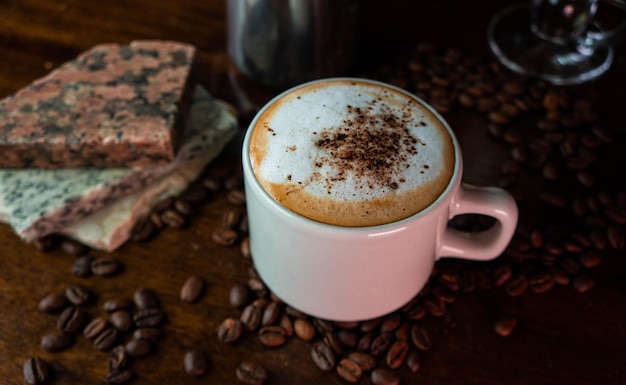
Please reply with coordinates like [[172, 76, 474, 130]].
[[312, 99, 421, 193]]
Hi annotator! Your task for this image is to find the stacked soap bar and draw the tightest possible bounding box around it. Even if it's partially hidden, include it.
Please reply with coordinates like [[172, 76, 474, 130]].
[[0, 41, 240, 251], [0, 40, 196, 169]]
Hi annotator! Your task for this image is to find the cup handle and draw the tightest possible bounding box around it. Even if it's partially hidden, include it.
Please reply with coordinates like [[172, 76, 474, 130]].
[[582, 0, 626, 48], [438, 183, 518, 261]]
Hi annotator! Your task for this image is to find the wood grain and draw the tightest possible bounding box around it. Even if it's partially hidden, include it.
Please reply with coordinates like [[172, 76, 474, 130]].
[[1, 1, 625, 384]]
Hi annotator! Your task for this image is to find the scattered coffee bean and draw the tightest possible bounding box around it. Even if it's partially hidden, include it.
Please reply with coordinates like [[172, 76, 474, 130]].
[[240, 304, 262, 331], [110, 310, 133, 332], [406, 349, 421, 373], [93, 326, 119, 351], [91, 257, 122, 276], [72, 255, 93, 277], [212, 228, 239, 246], [495, 315, 518, 337], [370, 332, 394, 357], [386, 340, 409, 369], [104, 369, 132, 385], [294, 319, 316, 341], [38, 293, 68, 313], [132, 327, 161, 342], [133, 308, 165, 328], [410, 324, 432, 351], [348, 351, 376, 371], [133, 288, 159, 309], [226, 189, 246, 206], [184, 350, 208, 377], [41, 330, 73, 352], [65, 285, 91, 306], [109, 345, 129, 372], [125, 338, 150, 358], [258, 325, 286, 347], [83, 317, 108, 339], [103, 298, 133, 313], [236, 361, 267, 385], [160, 209, 187, 228], [180, 275, 205, 303], [60, 238, 88, 256], [371, 368, 400, 385], [218, 318, 243, 343], [57, 306, 87, 333], [23, 356, 50, 385], [336, 358, 363, 383], [573, 273, 596, 293], [230, 283, 252, 308], [311, 341, 336, 371]]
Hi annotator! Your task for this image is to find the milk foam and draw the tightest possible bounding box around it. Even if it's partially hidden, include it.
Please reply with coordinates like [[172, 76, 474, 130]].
[[249, 79, 455, 227]]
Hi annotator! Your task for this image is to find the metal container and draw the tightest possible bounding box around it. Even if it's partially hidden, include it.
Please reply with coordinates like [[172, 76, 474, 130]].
[[227, 0, 360, 90]]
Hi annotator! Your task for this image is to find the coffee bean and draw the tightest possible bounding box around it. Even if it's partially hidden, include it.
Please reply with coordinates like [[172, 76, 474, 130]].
[[174, 198, 192, 215], [125, 338, 150, 358], [386, 340, 409, 369], [32, 235, 58, 252], [72, 255, 93, 277], [371, 368, 400, 385], [94, 326, 119, 351], [406, 349, 421, 373], [218, 318, 243, 343], [424, 295, 446, 317], [202, 177, 222, 192], [505, 274, 528, 296], [579, 250, 602, 268], [38, 293, 68, 313], [133, 308, 165, 328], [529, 270, 554, 294], [212, 228, 239, 246], [258, 325, 286, 347], [379, 313, 402, 333], [495, 315, 518, 337], [230, 283, 251, 308], [160, 209, 187, 228], [57, 306, 87, 333], [133, 288, 159, 309], [65, 285, 91, 306], [61, 238, 88, 256], [337, 330, 359, 349], [83, 317, 108, 339], [91, 257, 122, 276], [294, 319, 316, 341], [184, 350, 208, 377], [131, 219, 155, 242], [104, 369, 132, 384], [109, 345, 129, 372], [240, 237, 251, 258], [23, 356, 50, 385], [356, 331, 375, 352], [261, 301, 281, 326], [227, 189, 247, 206], [347, 351, 376, 371], [336, 358, 363, 383], [235, 361, 267, 385], [410, 324, 432, 351], [110, 310, 133, 332], [103, 298, 133, 313], [370, 332, 394, 357], [608, 226, 625, 249], [324, 332, 344, 355], [41, 330, 73, 352], [180, 275, 205, 303], [278, 314, 294, 337], [310, 341, 336, 371], [573, 273, 596, 293], [240, 304, 262, 331], [132, 327, 161, 342], [493, 264, 513, 287], [222, 210, 243, 230]]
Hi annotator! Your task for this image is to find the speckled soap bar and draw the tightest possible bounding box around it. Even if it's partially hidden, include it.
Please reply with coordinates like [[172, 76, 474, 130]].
[[0, 40, 196, 169]]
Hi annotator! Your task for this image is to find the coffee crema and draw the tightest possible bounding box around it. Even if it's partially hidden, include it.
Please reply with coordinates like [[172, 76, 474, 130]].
[[249, 79, 455, 227]]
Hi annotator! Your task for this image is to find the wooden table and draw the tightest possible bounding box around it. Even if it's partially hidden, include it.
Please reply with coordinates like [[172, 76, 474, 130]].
[[1, 1, 625, 384]]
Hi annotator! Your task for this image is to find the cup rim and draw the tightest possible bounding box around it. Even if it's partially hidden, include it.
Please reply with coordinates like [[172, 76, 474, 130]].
[[242, 77, 463, 231]]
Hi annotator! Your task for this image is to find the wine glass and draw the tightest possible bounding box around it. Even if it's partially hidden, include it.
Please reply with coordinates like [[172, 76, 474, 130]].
[[487, 0, 625, 85]]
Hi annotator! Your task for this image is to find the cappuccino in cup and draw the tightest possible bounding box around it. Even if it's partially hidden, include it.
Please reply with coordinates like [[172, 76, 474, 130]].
[[249, 79, 455, 226], [242, 78, 518, 321]]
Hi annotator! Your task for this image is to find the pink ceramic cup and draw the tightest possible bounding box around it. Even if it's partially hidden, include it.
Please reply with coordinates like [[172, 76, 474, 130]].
[[242, 78, 518, 321]]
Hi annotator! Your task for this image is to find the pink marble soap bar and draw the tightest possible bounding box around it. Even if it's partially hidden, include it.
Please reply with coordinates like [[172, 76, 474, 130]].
[[0, 40, 196, 169]]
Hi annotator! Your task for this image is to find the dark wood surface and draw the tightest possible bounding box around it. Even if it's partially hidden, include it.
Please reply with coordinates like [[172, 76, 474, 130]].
[[1, 1, 625, 384]]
